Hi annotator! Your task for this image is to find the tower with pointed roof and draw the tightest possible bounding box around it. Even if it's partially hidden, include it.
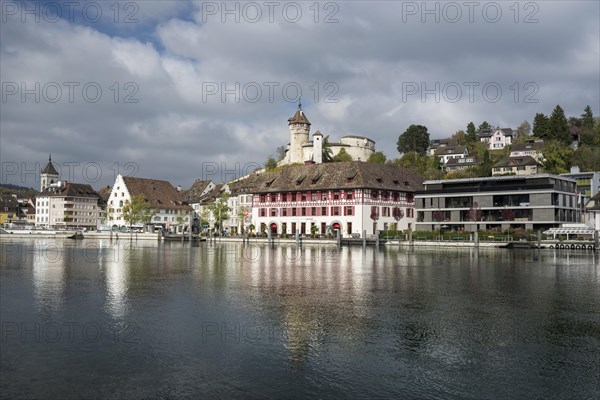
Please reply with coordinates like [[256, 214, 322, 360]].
[[40, 155, 59, 192], [288, 101, 311, 164]]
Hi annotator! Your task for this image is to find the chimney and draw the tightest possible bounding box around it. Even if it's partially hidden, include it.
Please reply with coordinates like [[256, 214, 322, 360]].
[[176, 185, 182, 192], [570, 166, 580, 174]]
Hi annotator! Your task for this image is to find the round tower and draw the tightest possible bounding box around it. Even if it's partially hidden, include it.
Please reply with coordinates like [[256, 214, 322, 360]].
[[287, 102, 311, 164]]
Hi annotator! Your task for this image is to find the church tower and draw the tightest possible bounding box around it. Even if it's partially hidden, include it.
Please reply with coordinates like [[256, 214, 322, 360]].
[[40, 154, 59, 192], [287, 102, 311, 164]]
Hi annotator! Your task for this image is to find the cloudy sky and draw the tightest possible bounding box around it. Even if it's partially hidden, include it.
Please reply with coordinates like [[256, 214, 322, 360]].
[[1, 0, 598, 190]]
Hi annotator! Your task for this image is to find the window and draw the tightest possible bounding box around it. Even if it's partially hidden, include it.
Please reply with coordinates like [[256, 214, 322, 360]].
[[382, 191, 389, 201], [346, 190, 353, 200], [382, 207, 390, 217], [321, 207, 327, 216], [259, 195, 266, 203], [270, 194, 276, 202], [291, 192, 297, 202], [311, 192, 317, 201], [332, 206, 340, 216], [333, 191, 340, 200], [281, 194, 287, 202], [371, 190, 379, 199], [282, 208, 288, 217], [270, 208, 277, 217], [321, 191, 328, 201], [311, 207, 316, 216], [292, 208, 297, 216], [406, 208, 414, 218], [345, 206, 354, 216], [301, 193, 307, 201], [260, 208, 266, 217], [301, 207, 307, 216]]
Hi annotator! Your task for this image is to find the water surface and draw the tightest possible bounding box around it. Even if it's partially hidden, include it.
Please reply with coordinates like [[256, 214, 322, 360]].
[[1, 239, 599, 399]]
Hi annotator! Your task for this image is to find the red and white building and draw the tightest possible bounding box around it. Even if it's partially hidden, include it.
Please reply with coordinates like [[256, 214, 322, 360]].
[[233, 162, 423, 237]]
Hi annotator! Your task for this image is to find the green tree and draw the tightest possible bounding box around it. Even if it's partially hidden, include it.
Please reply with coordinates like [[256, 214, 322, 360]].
[[581, 105, 594, 131], [451, 130, 467, 146], [322, 135, 334, 162], [264, 155, 277, 171], [207, 193, 231, 235], [466, 122, 477, 143], [477, 121, 491, 133], [332, 147, 353, 162], [571, 145, 600, 171], [532, 113, 549, 137], [542, 140, 573, 174], [548, 105, 571, 145], [397, 124, 430, 154], [122, 194, 154, 235], [275, 146, 287, 161], [515, 120, 531, 142], [477, 149, 492, 177], [367, 151, 387, 164]]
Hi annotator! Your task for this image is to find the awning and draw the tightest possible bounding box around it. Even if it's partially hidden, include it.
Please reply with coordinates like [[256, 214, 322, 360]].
[[543, 227, 596, 236]]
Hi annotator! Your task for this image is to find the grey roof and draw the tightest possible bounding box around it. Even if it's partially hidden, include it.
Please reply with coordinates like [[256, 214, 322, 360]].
[[510, 141, 544, 152], [434, 145, 467, 156], [41, 155, 59, 175], [493, 156, 539, 168]]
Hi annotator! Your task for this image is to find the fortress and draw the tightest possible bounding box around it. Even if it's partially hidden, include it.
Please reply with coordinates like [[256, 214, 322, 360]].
[[281, 103, 376, 165]]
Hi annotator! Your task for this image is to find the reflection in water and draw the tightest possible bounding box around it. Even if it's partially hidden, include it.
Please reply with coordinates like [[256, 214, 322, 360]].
[[2, 239, 599, 400], [32, 240, 66, 313], [103, 242, 130, 320]]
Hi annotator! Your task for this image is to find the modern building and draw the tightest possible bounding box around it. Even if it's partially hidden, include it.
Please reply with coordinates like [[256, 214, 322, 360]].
[[584, 192, 600, 231], [281, 103, 375, 165], [233, 161, 423, 237], [560, 166, 600, 203], [107, 174, 193, 232], [415, 174, 580, 232], [35, 182, 101, 229]]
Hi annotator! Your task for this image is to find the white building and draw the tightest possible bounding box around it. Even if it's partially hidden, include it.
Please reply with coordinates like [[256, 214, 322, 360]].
[[434, 145, 468, 165], [479, 128, 513, 150], [35, 181, 100, 229], [282, 103, 376, 165], [232, 162, 423, 237], [107, 174, 193, 232]]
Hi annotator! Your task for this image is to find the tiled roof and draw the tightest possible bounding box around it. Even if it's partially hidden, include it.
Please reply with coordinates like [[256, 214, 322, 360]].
[[122, 176, 192, 210], [198, 184, 225, 204], [493, 156, 539, 168], [97, 186, 112, 202], [434, 145, 467, 156], [40, 182, 100, 199], [41, 158, 59, 175], [0, 195, 19, 210], [287, 104, 311, 125], [183, 180, 213, 203], [230, 162, 423, 194], [510, 141, 544, 152]]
